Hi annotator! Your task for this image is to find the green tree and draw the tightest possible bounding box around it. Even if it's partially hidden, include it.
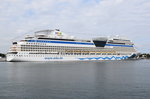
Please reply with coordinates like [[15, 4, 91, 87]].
[[0, 53, 6, 58]]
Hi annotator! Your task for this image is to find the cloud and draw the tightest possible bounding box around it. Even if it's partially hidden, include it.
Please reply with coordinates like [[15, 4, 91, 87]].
[[0, 0, 150, 53]]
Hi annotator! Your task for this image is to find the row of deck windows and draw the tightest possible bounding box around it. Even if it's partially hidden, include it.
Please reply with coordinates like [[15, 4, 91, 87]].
[[8, 52, 129, 57], [8, 54, 129, 58], [21, 45, 107, 51]]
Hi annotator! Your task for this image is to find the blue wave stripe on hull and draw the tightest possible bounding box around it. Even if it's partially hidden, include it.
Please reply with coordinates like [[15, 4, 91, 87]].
[[78, 56, 129, 60]]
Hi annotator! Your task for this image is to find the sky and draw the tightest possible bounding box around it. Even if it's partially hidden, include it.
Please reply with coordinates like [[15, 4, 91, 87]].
[[0, 0, 150, 53]]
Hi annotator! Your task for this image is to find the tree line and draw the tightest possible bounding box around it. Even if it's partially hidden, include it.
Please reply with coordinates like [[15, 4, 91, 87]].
[[138, 53, 150, 59], [0, 53, 6, 58]]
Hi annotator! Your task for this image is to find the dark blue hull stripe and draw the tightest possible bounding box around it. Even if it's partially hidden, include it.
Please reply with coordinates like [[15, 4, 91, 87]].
[[105, 44, 133, 47], [27, 40, 133, 47], [28, 40, 94, 45]]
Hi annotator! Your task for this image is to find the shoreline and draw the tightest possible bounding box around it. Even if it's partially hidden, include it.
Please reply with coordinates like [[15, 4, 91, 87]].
[[0, 58, 6, 62]]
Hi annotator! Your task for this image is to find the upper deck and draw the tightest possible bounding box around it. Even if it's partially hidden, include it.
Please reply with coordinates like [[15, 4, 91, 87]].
[[12, 29, 134, 48]]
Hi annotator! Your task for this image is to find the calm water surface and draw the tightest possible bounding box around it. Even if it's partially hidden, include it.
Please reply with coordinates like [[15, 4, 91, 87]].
[[0, 60, 150, 99]]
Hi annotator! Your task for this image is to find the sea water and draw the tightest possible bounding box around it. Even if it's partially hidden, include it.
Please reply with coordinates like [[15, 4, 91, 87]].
[[0, 60, 150, 99]]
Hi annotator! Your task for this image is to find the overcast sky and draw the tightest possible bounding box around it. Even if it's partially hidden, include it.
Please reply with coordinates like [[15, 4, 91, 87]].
[[0, 0, 150, 53]]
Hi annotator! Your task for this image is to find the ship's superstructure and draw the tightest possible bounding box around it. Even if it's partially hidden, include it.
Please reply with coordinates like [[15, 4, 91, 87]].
[[6, 29, 137, 62]]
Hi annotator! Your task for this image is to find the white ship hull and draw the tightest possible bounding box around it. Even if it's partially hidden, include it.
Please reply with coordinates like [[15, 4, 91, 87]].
[[6, 54, 132, 62]]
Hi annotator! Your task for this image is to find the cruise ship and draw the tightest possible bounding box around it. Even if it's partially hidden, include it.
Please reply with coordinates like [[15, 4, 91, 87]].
[[6, 29, 137, 62]]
